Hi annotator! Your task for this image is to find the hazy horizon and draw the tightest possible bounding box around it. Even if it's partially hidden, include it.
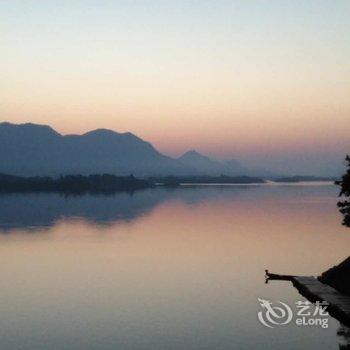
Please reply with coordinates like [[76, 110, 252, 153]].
[[1, 1, 350, 176], [1, 120, 346, 177]]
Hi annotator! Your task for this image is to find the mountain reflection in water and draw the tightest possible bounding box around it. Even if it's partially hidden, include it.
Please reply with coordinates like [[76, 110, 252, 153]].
[[0, 184, 337, 232], [1, 184, 350, 350]]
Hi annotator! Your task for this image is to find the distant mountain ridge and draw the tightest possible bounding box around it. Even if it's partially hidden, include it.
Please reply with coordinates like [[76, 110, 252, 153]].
[[178, 149, 279, 178], [0, 122, 194, 176], [178, 150, 248, 176], [0, 122, 274, 177]]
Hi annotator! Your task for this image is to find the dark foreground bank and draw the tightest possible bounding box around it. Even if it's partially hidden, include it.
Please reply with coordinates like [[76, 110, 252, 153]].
[[266, 256, 350, 327], [320, 257, 350, 296]]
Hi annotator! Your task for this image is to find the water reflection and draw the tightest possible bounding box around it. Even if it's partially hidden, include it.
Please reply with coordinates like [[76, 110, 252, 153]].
[[0, 184, 349, 350], [0, 186, 253, 232], [0, 184, 341, 233]]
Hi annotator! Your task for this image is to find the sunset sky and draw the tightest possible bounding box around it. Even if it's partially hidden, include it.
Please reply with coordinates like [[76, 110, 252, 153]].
[[1, 1, 349, 175]]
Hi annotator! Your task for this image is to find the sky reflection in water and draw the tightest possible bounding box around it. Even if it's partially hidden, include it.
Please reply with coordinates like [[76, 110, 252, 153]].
[[0, 184, 349, 350]]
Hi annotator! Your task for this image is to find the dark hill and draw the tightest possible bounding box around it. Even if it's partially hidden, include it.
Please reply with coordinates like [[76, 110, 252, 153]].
[[178, 150, 248, 176], [0, 122, 194, 176]]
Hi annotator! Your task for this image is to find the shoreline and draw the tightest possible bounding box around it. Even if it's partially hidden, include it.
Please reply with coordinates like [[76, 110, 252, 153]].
[[266, 272, 350, 327]]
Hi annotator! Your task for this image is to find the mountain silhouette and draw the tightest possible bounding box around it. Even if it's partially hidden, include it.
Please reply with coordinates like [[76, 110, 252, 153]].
[[0, 122, 276, 177], [0, 122, 196, 176], [178, 150, 251, 176]]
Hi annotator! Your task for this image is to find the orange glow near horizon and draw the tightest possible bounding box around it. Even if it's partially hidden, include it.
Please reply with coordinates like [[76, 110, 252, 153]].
[[1, 1, 349, 174]]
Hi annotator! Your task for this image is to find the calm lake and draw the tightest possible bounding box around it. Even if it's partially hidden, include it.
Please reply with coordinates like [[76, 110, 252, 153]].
[[0, 183, 349, 349]]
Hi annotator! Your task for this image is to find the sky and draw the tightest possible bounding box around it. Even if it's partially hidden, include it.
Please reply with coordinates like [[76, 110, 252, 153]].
[[1, 0, 349, 176]]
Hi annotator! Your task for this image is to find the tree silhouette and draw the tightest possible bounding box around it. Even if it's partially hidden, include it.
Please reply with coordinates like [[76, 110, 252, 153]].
[[336, 155, 350, 228]]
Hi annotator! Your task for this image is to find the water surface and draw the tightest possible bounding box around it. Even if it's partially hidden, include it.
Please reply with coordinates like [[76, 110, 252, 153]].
[[0, 184, 349, 349]]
